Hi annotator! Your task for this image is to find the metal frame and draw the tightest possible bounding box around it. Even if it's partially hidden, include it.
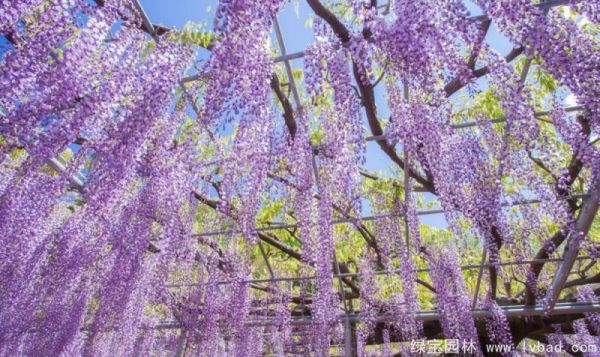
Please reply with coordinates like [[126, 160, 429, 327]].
[[166, 256, 593, 289], [150, 302, 600, 330], [190, 194, 588, 237]]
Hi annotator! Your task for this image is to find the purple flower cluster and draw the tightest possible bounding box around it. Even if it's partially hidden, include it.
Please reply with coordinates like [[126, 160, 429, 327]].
[[577, 287, 600, 336], [0, 0, 45, 35], [437, 134, 505, 262], [205, 0, 285, 242], [552, 108, 600, 179], [484, 300, 514, 356], [427, 245, 481, 352], [305, 20, 365, 214], [356, 254, 380, 355], [372, 195, 423, 342], [476, 0, 600, 133], [377, 0, 477, 91], [572, 1, 600, 25], [0, 1, 198, 354]]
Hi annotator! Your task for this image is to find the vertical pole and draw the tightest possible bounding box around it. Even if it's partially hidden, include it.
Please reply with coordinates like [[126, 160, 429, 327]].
[[273, 18, 302, 107], [175, 331, 186, 357], [258, 240, 275, 279], [547, 179, 600, 310], [344, 316, 353, 357], [472, 249, 487, 309]]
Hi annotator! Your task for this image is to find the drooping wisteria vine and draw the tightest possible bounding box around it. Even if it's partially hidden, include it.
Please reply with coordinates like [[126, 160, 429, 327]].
[[0, 0, 599, 355], [476, 0, 600, 133], [427, 245, 481, 352]]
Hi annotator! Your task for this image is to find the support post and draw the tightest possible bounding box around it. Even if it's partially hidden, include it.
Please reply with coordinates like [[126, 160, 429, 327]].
[[344, 316, 354, 357], [546, 179, 600, 310], [472, 249, 487, 309]]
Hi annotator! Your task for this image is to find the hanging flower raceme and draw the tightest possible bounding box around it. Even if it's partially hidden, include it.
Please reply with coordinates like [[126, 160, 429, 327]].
[[284, 110, 344, 353], [81, 191, 156, 356], [427, 245, 481, 353], [0, 12, 194, 353], [372, 194, 423, 342], [0, 0, 82, 117], [384, 76, 450, 179], [484, 300, 514, 356], [218, 105, 277, 241], [288, 110, 316, 264], [0, 29, 148, 308], [436, 134, 505, 262], [265, 287, 292, 356], [475, 0, 600, 133], [195, 257, 225, 356], [0, 1, 126, 151], [206, 0, 285, 125], [482, 49, 539, 150], [6, 117, 182, 356], [571, 1, 600, 25], [356, 254, 380, 357], [305, 20, 365, 214], [83, 108, 199, 356], [311, 189, 339, 355], [577, 287, 600, 336], [202, 0, 285, 241], [0, 167, 78, 348], [551, 108, 600, 179], [348, 32, 374, 85], [24, 28, 147, 170], [377, 0, 478, 91]]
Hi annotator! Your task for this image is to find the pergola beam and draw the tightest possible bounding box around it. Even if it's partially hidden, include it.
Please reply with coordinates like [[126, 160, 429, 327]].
[[131, 0, 157, 40], [192, 194, 588, 237], [149, 302, 600, 330], [166, 256, 593, 289]]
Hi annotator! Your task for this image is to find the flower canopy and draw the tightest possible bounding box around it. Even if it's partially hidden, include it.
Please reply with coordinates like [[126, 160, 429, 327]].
[[0, 0, 599, 356]]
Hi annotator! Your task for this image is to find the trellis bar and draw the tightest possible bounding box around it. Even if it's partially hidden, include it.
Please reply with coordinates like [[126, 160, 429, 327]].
[[132, 0, 157, 40], [193, 194, 588, 237], [165, 256, 592, 288], [149, 301, 600, 329]]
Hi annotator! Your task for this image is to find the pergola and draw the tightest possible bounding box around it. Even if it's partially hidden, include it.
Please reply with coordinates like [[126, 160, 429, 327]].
[[3, 0, 600, 355]]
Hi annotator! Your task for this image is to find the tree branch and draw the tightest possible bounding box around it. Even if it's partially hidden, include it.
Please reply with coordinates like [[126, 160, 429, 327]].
[[305, 0, 350, 43], [444, 47, 524, 97], [192, 190, 361, 294], [270, 74, 297, 138], [467, 19, 492, 70], [351, 62, 434, 191], [563, 273, 600, 289]]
